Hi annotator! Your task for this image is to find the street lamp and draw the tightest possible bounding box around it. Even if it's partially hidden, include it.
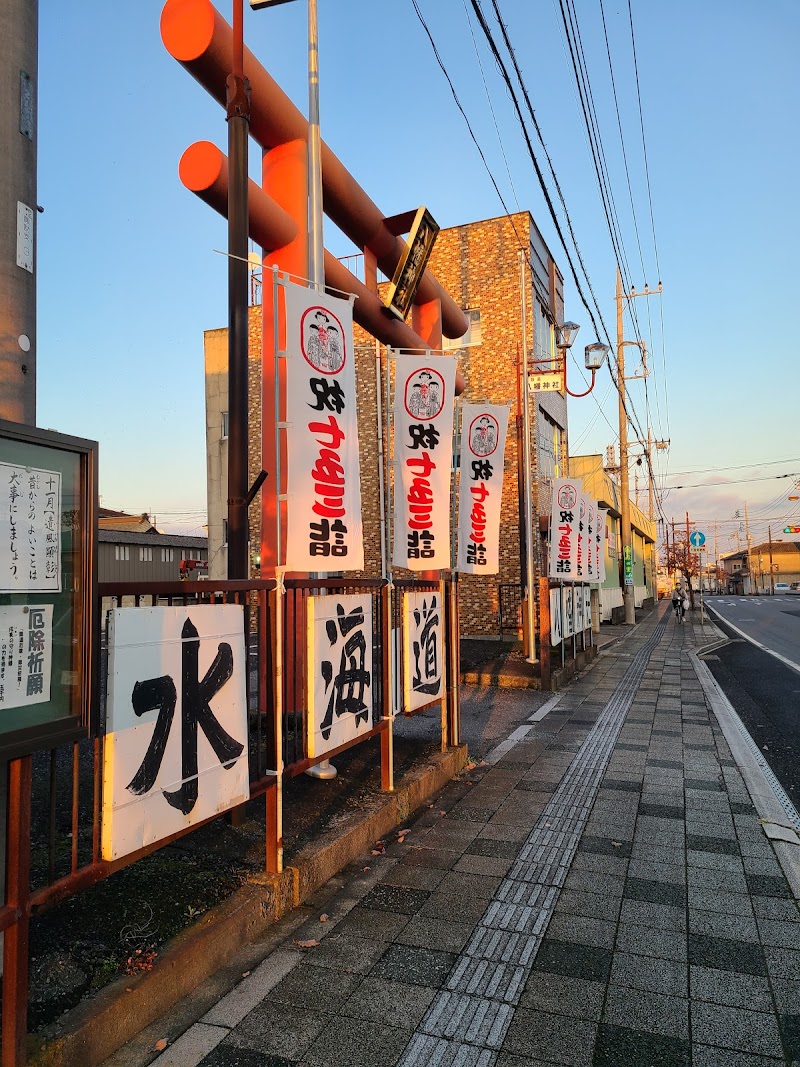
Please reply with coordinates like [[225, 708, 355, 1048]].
[[556, 323, 609, 398]]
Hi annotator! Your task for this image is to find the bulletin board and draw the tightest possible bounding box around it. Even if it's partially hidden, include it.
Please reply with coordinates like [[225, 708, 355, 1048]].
[[0, 420, 97, 759]]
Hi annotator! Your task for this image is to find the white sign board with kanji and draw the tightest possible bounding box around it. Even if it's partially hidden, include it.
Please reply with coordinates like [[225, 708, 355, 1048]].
[[0, 605, 52, 709], [403, 590, 444, 713], [550, 588, 563, 646], [306, 594, 373, 759], [102, 606, 249, 862]]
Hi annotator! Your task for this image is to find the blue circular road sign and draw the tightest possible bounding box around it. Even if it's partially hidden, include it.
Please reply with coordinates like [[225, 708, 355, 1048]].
[[689, 531, 706, 548]]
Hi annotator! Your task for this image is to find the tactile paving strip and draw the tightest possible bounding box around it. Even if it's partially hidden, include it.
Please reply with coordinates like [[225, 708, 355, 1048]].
[[397, 614, 669, 1066]]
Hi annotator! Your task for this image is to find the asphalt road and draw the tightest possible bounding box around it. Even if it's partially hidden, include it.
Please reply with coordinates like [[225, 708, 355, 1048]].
[[701, 596, 800, 811], [702, 593, 800, 671]]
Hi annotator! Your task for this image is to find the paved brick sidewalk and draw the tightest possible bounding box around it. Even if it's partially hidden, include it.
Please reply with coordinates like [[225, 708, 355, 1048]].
[[140, 603, 800, 1067]]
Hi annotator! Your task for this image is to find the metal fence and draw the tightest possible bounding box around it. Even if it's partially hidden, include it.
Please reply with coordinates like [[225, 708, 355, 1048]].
[[0, 574, 462, 1065]]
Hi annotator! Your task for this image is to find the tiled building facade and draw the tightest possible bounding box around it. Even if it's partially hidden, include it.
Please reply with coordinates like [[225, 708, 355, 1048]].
[[204, 211, 570, 636]]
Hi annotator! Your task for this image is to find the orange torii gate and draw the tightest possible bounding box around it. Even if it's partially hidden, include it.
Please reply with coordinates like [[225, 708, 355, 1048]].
[[161, 0, 468, 573]]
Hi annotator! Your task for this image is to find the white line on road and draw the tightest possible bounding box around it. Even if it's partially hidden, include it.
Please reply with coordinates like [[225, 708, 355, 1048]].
[[704, 605, 800, 677]]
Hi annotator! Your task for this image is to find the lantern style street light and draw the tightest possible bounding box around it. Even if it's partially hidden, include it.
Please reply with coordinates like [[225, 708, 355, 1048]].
[[556, 323, 609, 398]]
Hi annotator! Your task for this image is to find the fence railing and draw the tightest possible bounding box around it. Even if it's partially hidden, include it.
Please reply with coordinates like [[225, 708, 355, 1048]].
[[1, 574, 462, 1066]]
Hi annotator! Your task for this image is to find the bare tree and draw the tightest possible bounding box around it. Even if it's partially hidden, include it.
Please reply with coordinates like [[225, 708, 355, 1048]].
[[662, 534, 699, 608]]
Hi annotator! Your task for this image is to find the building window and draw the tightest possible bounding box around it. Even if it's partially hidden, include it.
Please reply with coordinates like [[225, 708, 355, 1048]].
[[533, 300, 556, 368], [536, 409, 564, 482], [114, 545, 130, 562], [139, 546, 153, 562], [443, 308, 481, 351], [181, 548, 201, 561], [221, 411, 229, 439], [161, 547, 174, 563]]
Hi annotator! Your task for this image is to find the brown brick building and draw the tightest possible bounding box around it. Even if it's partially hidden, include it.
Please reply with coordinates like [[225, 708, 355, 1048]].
[[204, 211, 571, 636]]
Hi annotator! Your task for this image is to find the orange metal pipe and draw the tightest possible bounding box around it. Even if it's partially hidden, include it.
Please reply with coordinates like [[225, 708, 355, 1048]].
[[180, 140, 298, 250], [161, 0, 467, 340], [180, 141, 468, 381]]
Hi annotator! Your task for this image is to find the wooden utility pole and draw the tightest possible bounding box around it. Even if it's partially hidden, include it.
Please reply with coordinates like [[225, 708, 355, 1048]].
[[745, 502, 753, 594], [768, 525, 775, 595]]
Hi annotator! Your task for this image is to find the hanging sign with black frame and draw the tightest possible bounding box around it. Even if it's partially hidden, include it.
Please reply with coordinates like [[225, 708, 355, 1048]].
[[0, 420, 97, 759]]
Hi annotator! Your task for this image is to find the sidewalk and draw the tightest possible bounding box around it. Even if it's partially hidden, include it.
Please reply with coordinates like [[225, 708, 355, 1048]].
[[109, 603, 800, 1067]]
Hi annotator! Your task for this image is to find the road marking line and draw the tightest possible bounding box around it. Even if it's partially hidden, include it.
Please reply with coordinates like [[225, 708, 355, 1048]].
[[704, 605, 800, 676]]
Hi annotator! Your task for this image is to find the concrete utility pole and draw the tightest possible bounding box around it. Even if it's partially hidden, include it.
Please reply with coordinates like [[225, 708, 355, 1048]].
[[768, 525, 775, 595], [616, 270, 635, 624], [0, 0, 38, 425], [745, 502, 752, 593], [615, 271, 662, 624]]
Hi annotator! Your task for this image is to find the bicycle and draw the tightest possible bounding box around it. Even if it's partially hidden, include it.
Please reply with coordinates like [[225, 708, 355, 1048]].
[[673, 598, 685, 624]]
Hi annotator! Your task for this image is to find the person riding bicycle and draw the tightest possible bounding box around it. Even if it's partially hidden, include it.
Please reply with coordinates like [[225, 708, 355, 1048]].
[[671, 585, 685, 621]]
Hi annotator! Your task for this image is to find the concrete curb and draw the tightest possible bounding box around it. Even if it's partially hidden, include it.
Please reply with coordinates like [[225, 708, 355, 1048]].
[[461, 644, 598, 691], [691, 647, 800, 900], [30, 744, 468, 1067]]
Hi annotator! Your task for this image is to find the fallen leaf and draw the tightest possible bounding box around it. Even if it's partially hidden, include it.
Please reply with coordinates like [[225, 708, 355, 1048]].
[[241, 971, 251, 978], [466, 781, 474, 785], [319, 914, 329, 923], [153, 1039, 168, 1052], [362, 866, 371, 871], [439, 811, 446, 816], [293, 939, 321, 949], [611, 841, 622, 848]]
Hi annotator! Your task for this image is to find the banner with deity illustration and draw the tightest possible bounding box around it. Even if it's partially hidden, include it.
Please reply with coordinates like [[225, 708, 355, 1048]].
[[284, 283, 364, 572], [456, 403, 509, 574], [597, 509, 608, 583], [584, 499, 597, 584], [392, 354, 456, 571], [548, 477, 582, 581]]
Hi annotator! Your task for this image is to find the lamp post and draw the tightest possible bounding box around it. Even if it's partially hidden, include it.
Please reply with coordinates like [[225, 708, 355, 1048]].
[[553, 323, 609, 651], [519, 251, 537, 665], [555, 324, 609, 398]]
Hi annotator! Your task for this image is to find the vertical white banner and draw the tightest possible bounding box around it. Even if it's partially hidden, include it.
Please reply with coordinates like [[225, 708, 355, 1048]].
[[548, 478, 581, 581], [306, 594, 373, 758], [457, 404, 509, 574], [392, 355, 456, 571], [284, 283, 364, 572], [597, 509, 608, 583], [585, 500, 596, 582], [576, 492, 588, 581]]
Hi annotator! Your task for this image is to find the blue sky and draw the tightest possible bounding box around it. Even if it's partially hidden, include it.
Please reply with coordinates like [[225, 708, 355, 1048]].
[[37, 0, 800, 552]]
